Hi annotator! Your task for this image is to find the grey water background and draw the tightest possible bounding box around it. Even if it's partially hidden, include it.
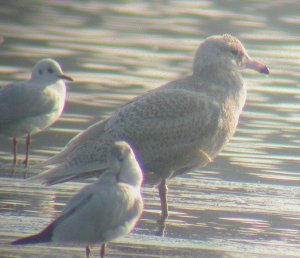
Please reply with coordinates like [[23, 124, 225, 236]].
[[0, 1, 300, 257]]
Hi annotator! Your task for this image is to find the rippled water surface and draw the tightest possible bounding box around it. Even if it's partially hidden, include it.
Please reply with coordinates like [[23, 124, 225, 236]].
[[1, 1, 300, 257]]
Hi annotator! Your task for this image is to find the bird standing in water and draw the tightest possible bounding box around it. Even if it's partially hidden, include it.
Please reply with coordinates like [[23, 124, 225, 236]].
[[12, 141, 144, 258], [33, 34, 269, 221], [0, 58, 73, 167]]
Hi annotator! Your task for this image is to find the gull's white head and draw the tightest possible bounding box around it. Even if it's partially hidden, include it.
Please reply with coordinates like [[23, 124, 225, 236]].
[[108, 141, 143, 188], [31, 58, 73, 84], [193, 34, 269, 76]]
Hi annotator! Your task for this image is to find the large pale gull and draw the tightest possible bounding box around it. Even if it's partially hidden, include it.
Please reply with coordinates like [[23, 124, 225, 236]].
[[32, 34, 269, 220]]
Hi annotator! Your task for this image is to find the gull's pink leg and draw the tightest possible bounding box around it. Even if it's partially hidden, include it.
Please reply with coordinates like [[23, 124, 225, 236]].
[[13, 138, 17, 165], [23, 134, 31, 167], [158, 178, 169, 221], [100, 243, 106, 258], [85, 245, 90, 258]]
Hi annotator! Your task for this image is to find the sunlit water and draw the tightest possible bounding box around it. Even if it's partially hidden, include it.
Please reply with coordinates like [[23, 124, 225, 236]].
[[1, 1, 300, 257]]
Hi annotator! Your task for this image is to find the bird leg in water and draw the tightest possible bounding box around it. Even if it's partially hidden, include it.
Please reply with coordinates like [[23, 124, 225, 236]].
[[13, 138, 17, 165], [85, 245, 90, 258], [100, 243, 106, 258], [23, 134, 31, 167], [158, 179, 169, 221], [156, 216, 167, 237]]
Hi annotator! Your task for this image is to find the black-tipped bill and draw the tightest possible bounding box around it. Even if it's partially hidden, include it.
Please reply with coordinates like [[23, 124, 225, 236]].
[[58, 74, 74, 82], [246, 58, 270, 75]]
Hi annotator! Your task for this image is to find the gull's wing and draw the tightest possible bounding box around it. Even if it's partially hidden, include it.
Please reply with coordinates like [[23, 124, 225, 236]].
[[0, 82, 57, 127], [51, 175, 142, 242], [11, 184, 94, 245], [34, 83, 221, 185]]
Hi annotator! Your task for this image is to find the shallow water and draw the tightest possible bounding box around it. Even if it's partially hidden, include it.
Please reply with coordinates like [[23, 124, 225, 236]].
[[1, 1, 300, 257]]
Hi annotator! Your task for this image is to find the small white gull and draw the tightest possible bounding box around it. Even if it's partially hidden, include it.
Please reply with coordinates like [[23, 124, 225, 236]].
[[12, 141, 144, 258], [33, 34, 269, 220], [0, 58, 73, 167]]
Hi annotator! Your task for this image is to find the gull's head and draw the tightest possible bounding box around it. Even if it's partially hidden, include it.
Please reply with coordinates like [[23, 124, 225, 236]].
[[108, 141, 143, 188], [31, 58, 73, 83], [193, 34, 269, 75]]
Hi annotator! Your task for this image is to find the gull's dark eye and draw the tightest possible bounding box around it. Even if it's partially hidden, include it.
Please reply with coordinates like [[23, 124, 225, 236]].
[[231, 49, 238, 55], [48, 67, 53, 74], [39, 69, 43, 75]]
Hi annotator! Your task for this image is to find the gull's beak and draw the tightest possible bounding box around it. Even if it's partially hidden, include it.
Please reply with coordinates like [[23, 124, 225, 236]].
[[58, 74, 74, 82], [245, 57, 270, 75]]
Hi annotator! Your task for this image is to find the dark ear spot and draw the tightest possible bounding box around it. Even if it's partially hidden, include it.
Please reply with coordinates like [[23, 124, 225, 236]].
[[115, 172, 121, 182], [39, 69, 43, 75], [118, 155, 124, 162], [231, 49, 238, 55], [48, 67, 53, 74]]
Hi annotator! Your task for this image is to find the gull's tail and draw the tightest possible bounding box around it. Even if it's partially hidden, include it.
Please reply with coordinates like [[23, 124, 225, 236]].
[[29, 162, 107, 186], [11, 224, 54, 245]]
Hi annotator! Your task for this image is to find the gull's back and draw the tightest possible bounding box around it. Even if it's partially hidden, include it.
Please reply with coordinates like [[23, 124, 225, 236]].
[[33, 72, 244, 185], [52, 174, 142, 243], [12, 141, 143, 245], [0, 59, 68, 138], [34, 34, 269, 186], [0, 81, 62, 137]]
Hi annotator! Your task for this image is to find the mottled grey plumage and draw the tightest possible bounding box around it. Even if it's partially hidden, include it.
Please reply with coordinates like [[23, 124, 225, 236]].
[[0, 58, 72, 166], [12, 141, 143, 258], [33, 34, 269, 219]]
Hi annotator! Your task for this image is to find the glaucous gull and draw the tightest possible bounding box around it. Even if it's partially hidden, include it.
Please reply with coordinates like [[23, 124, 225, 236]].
[[33, 34, 269, 220]]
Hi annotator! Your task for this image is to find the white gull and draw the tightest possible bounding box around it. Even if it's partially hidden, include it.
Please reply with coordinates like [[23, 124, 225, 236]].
[[0, 58, 73, 167], [12, 141, 143, 258]]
